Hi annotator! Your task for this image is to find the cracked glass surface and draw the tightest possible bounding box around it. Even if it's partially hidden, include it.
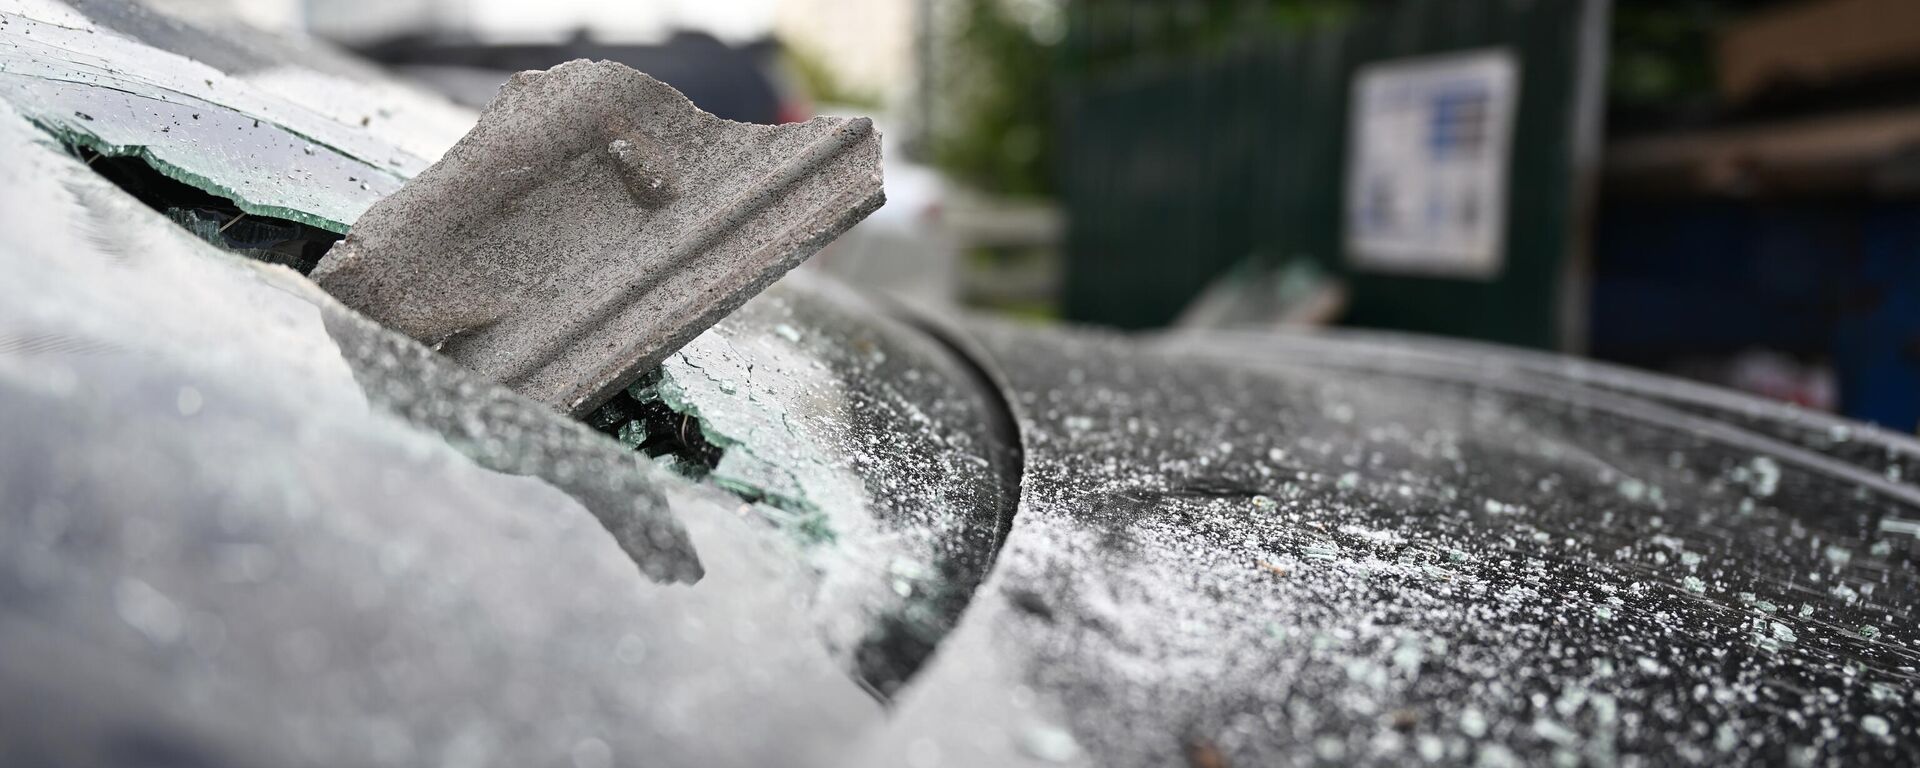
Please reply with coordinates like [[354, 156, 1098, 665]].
[[0, 23, 1013, 753], [0, 98, 882, 766], [0, 3, 443, 231], [0, 6, 1008, 758], [600, 274, 1017, 694]]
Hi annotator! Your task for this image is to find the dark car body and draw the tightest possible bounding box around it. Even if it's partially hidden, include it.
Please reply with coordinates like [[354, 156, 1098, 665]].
[[360, 30, 797, 124]]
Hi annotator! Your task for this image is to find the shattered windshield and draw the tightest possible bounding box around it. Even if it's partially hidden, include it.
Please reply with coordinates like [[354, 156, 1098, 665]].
[[1, 1, 1917, 766]]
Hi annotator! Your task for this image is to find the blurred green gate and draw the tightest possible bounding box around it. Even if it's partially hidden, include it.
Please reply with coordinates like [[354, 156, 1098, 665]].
[[1056, 0, 1607, 349]]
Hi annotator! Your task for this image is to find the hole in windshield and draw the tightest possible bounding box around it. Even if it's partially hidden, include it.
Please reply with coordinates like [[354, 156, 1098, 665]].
[[66, 144, 342, 274]]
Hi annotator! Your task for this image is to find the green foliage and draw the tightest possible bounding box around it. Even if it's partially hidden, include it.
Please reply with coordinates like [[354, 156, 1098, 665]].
[[1608, 2, 1728, 106], [931, 0, 1059, 198]]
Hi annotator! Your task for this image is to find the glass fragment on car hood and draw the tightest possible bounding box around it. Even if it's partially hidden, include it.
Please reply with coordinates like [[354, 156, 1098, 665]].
[[592, 274, 1018, 695]]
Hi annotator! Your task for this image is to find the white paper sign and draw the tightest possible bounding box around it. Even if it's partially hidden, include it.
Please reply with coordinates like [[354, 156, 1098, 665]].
[[1345, 50, 1518, 279]]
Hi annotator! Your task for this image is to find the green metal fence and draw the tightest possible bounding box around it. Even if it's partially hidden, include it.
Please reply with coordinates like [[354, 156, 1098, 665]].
[[1056, 0, 1605, 349]]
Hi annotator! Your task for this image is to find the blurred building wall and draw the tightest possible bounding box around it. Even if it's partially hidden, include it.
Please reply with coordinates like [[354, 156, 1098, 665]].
[[142, 0, 304, 32], [303, 0, 438, 41], [775, 0, 915, 102]]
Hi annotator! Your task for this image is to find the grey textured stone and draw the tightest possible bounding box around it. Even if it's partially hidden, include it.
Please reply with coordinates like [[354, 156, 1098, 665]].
[[312, 60, 885, 415]]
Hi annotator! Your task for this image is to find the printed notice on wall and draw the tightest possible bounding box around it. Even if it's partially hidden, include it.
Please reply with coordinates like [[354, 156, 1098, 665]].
[[1345, 50, 1518, 279]]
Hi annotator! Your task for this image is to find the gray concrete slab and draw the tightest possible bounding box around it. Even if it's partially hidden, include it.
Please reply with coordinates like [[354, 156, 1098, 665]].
[[313, 60, 884, 415]]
